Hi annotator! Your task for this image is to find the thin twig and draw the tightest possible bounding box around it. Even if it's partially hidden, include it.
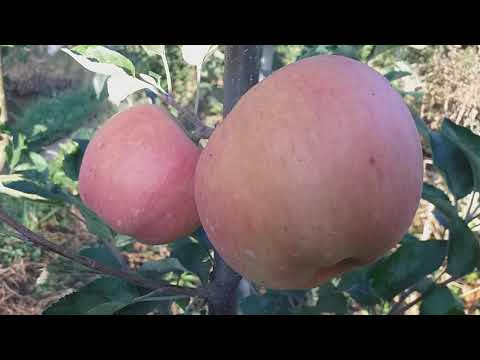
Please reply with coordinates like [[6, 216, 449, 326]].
[[0, 207, 206, 299], [67, 208, 88, 227], [157, 92, 214, 141], [389, 283, 422, 314], [470, 222, 480, 231], [389, 267, 448, 315], [466, 208, 480, 224], [460, 285, 480, 299], [466, 193, 480, 222], [390, 276, 461, 315], [465, 192, 477, 221]]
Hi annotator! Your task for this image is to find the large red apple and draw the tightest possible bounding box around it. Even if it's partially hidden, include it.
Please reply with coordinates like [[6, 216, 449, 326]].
[[195, 55, 423, 289]]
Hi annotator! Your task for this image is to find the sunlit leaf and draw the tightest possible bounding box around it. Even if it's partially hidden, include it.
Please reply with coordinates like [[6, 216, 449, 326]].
[[29, 152, 48, 173], [62, 49, 125, 77], [181, 45, 215, 67], [106, 74, 158, 106], [141, 45, 165, 57], [72, 45, 135, 76]]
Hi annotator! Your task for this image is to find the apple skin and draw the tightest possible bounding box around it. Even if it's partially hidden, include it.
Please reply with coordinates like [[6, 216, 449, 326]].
[[79, 104, 201, 245], [194, 55, 423, 289]]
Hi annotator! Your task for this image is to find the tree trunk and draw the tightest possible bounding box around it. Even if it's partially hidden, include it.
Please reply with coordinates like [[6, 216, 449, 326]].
[[259, 45, 274, 81], [206, 45, 262, 315]]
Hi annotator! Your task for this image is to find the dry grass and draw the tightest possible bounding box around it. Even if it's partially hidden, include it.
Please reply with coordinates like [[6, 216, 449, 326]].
[[420, 45, 480, 132], [0, 260, 63, 315]]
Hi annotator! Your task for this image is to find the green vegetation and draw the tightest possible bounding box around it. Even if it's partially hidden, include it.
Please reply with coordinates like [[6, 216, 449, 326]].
[[10, 86, 107, 151]]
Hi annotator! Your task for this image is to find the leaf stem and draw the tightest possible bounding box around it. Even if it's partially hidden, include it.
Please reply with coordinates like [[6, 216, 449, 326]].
[[160, 52, 172, 95], [157, 92, 213, 142], [465, 192, 478, 222], [194, 65, 202, 115]]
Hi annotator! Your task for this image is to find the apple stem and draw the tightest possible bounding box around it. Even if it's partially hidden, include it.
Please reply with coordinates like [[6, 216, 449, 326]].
[[205, 45, 262, 315]]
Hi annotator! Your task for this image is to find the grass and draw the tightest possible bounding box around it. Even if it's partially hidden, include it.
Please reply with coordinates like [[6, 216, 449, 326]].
[[0, 85, 111, 267], [0, 194, 53, 266], [10, 86, 107, 151]]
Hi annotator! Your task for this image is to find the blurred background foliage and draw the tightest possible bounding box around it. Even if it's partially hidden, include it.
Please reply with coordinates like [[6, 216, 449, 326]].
[[0, 44, 479, 315]]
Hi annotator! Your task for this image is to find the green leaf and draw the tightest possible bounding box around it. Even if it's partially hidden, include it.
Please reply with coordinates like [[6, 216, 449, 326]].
[[28, 152, 48, 173], [446, 216, 480, 277], [72, 45, 136, 76], [43, 277, 141, 315], [141, 45, 165, 57], [106, 73, 158, 106], [412, 111, 431, 147], [8, 133, 27, 170], [139, 73, 166, 94], [370, 238, 447, 300], [169, 237, 212, 283], [114, 299, 171, 315], [32, 124, 48, 137], [148, 71, 163, 86], [368, 45, 402, 60], [331, 45, 361, 60], [420, 286, 464, 315], [338, 264, 381, 306], [139, 259, 189, 282], [62, 48, 125, 76], [114, 234, 135, 249], [441, 118, 480, 193], [239, 292, 293, 315], [421, 183, 458, 221], [400, 233, 420, 245], [79, 246, 123, 270], [62, 139, 89, 181], [191, 227, 213, 251], [63, 49, 157, 106], [384, 70, 411, 82], [14, 163, 35, 172], [430, 131, 473, 199], [3, 180, 61, 202], [18, 168, 49, 184], [86, 302, 131, 315]]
